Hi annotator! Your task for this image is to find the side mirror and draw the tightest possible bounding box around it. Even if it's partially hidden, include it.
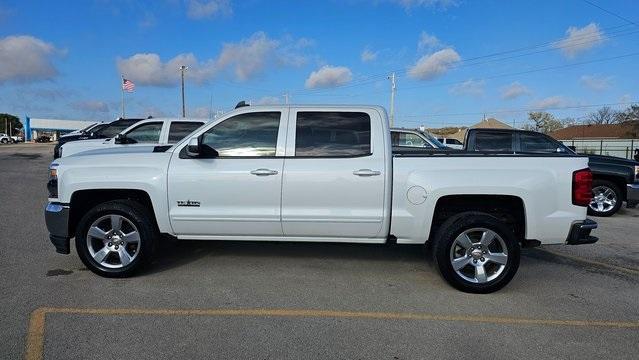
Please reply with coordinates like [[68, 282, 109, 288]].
[[186, 137, 201, 157], [114, 134, 127, 144]]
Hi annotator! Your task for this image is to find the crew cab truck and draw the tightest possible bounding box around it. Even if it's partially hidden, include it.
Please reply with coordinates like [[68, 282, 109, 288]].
[[463, 128, 639, 217], [45, 105, 597, 293], [58, 118, 206, 158]]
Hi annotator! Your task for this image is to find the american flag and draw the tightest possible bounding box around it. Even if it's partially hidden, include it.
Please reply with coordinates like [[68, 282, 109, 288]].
[[122, 78, 135, 92]]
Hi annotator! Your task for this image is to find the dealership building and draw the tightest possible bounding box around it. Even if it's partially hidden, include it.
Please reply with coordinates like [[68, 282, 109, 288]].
[[22, 117, 95, 141]]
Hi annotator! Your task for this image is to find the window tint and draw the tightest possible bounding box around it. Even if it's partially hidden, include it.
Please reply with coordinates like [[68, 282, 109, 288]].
[[96, 120, 139, 137], [474, 132, 513, 151], [448, 138, 463, 145], [520, 133, 561, 153], [295, 112, 371, 157], [392, 132, 429, 148], [168, 122, 204, 143], [125, 122, 163, 143], [201, 112, 280, 157]]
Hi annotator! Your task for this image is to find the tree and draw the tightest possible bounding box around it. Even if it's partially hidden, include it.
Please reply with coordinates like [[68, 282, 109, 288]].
[[585, 106, 620, 125], [525, 112, 564, 133], [0, 114, 22, 135], [615, 104, 639, 123]]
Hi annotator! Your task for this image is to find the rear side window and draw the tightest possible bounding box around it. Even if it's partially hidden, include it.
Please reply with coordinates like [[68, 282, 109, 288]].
[[168, 122, 204, 143], [519, 133, 560, 153], [295, 112, 371, 157], [392, 132, 429, 148], [201, 112, 280, 157], [448, 138, 462, 145], [125, 122, 163, 143], [474, 132, 513, 151]]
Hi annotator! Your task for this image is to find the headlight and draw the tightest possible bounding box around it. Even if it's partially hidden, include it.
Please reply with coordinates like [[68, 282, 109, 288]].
[[48, 163, 59, 198]]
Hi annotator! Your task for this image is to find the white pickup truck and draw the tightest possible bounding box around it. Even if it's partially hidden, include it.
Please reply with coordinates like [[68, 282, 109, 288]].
[[45, 105, 598, 293], [58, 118, 205, 158]]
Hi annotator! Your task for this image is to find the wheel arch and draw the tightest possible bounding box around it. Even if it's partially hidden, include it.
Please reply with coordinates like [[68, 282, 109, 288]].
[[591, 174, 627, 201]]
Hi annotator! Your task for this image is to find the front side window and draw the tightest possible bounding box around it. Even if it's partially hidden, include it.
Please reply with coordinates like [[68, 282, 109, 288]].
[[201, 112, 280, 157], [168, 122, 204, 143], [392, 132, 429, 148], [474, 132, 513, 151], [519, 133, 561, 153], [125, 122, 163, 143], [295, 112, 371, 157]]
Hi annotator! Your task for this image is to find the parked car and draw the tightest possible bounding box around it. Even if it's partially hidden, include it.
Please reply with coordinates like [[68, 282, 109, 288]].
[[35, 135, 52, 143], [437, 137, 464, 149], [45, 104, 597, 293], [54, 118, 147, 159], [391, 128, 447, 149], [0, 133, 10, 144], [58, 118, 206, 158], [462, 128, 639, 216], [10, 135, 23, 143], [62, 122, 100, 137]]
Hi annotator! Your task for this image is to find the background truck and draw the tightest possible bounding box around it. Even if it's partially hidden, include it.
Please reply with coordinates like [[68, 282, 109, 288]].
[[45, 105, 597, 293], [462, 128, 639, 217], [58, 118, 206, 158]]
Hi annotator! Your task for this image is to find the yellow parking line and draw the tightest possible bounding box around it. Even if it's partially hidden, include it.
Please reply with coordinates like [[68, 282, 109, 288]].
[[540, 249, 639, 276], [25, 307, 639, 360]]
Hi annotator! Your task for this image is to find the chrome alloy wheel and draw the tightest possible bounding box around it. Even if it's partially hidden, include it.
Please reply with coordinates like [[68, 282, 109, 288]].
[[589, 185, 617, 213], [449, 228, 508, 284], [86, 214, 140, 269]]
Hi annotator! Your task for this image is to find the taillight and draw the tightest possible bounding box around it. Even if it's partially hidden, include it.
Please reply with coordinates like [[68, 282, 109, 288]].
[[572, 168, 592, 207]]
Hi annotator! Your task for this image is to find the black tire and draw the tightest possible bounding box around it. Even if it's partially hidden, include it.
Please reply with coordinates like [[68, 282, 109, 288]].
[[587, 179, 622, 217], [432, 212, 520, 294], [0, 139, 7, 144], [75, 200, 157, 277]]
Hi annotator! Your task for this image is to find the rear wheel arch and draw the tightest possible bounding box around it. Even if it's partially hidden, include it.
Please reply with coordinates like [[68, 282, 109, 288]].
[[591, 174, 627, 201]]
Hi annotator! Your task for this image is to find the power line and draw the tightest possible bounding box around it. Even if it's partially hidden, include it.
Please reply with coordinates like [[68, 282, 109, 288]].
[[581, 0, 638, 26]]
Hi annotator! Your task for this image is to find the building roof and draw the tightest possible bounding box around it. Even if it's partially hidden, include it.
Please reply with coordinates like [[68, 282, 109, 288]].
[[549, 121, 639, 140], [433, 118, 513, 142]]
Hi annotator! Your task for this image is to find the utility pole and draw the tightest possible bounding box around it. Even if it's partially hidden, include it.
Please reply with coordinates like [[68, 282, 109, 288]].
[[283, 93, 290, 104], [388, 72, 396, 127], [180, 65, 188, 117]]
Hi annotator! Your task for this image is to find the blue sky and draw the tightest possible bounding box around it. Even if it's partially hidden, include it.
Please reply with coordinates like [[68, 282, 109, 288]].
[[0, 0, 637, 128]]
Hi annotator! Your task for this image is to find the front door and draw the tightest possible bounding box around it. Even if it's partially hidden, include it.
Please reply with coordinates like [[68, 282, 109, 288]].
[[168, 110, 287, 237]]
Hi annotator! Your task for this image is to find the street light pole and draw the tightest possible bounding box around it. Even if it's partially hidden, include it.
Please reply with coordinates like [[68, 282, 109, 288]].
[[180, 65, 188, 117], [388, 72, 396, 127]]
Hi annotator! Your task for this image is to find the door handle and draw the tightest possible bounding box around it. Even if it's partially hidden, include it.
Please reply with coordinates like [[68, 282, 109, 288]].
[[353, 169, 381, 177], [250, 168, 279, 176]]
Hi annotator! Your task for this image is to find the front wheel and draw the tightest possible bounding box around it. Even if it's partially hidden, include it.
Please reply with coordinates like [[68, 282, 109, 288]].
[[432, 212, 520, 293], [75, 200, 157, 277]]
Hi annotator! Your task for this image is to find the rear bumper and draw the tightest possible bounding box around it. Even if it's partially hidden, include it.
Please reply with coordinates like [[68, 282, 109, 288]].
[[566, 219, 598, 245], [44, 202, 71, 254], [626, 183, 639, 207]]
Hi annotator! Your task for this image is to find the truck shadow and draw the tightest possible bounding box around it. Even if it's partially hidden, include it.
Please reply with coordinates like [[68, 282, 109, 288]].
[[145, 240, 433, 276]]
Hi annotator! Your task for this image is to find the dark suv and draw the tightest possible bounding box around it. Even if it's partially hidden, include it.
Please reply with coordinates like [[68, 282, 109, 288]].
[[54, 118, 146, 159]]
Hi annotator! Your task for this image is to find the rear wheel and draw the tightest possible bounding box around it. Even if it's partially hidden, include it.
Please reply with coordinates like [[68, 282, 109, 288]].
[[433, 212, 520, 293], [588, 180, 622, 217], [75, 200, 157, 277]]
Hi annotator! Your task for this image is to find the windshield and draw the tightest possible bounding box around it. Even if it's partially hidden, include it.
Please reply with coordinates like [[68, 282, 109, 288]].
[[94, 119, 140, 138], [79, 123, 98, 133], [421, 131, 447, 149]]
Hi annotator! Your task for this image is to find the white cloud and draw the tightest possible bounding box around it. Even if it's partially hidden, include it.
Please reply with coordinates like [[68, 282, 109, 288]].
[[501, 82, 531, 100], [408, 48, 460, 80], [554, 23, 605, 58], [305, 65, 353, 89], [0, 35, 61, 83], [72, 100, 110, 113], [418, 31, 442, 51], [620, 94, 632, 103], [531, 96, 569, 110], [449, 79, 484, 97], [389, 0, 459, 9], [361, 48, 377, 62], [117, 32, 307, 86], [185, 0, 232, 19], [256, 96, 282, 105], [580, 74, 612, 91]]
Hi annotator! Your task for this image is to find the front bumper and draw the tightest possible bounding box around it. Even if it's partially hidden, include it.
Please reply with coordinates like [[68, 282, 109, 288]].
[[566, 219, 598, 245], [44, 202, 70, 254], [626, 183, 639, 207]]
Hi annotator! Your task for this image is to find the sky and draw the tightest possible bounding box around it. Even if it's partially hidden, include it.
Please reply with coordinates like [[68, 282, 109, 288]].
[[0, 0, 637, 129]]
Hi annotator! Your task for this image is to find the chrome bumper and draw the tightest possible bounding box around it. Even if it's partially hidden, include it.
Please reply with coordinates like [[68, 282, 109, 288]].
[[44, 203, 70, 254]]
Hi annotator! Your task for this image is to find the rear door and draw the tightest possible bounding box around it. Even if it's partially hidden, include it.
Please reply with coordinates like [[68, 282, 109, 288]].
[[281, 108, 387, 239]]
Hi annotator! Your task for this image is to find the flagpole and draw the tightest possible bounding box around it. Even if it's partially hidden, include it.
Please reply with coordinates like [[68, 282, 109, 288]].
[[121, 75, 125, 118]]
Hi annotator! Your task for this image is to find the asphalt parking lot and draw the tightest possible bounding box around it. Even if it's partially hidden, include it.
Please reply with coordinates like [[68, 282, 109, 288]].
[[1, 143, 638, 360]]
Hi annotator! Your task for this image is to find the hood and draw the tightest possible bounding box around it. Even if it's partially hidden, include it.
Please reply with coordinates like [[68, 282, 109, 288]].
[[587, 154, 639, 166], [68, 144, 170, 157]]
